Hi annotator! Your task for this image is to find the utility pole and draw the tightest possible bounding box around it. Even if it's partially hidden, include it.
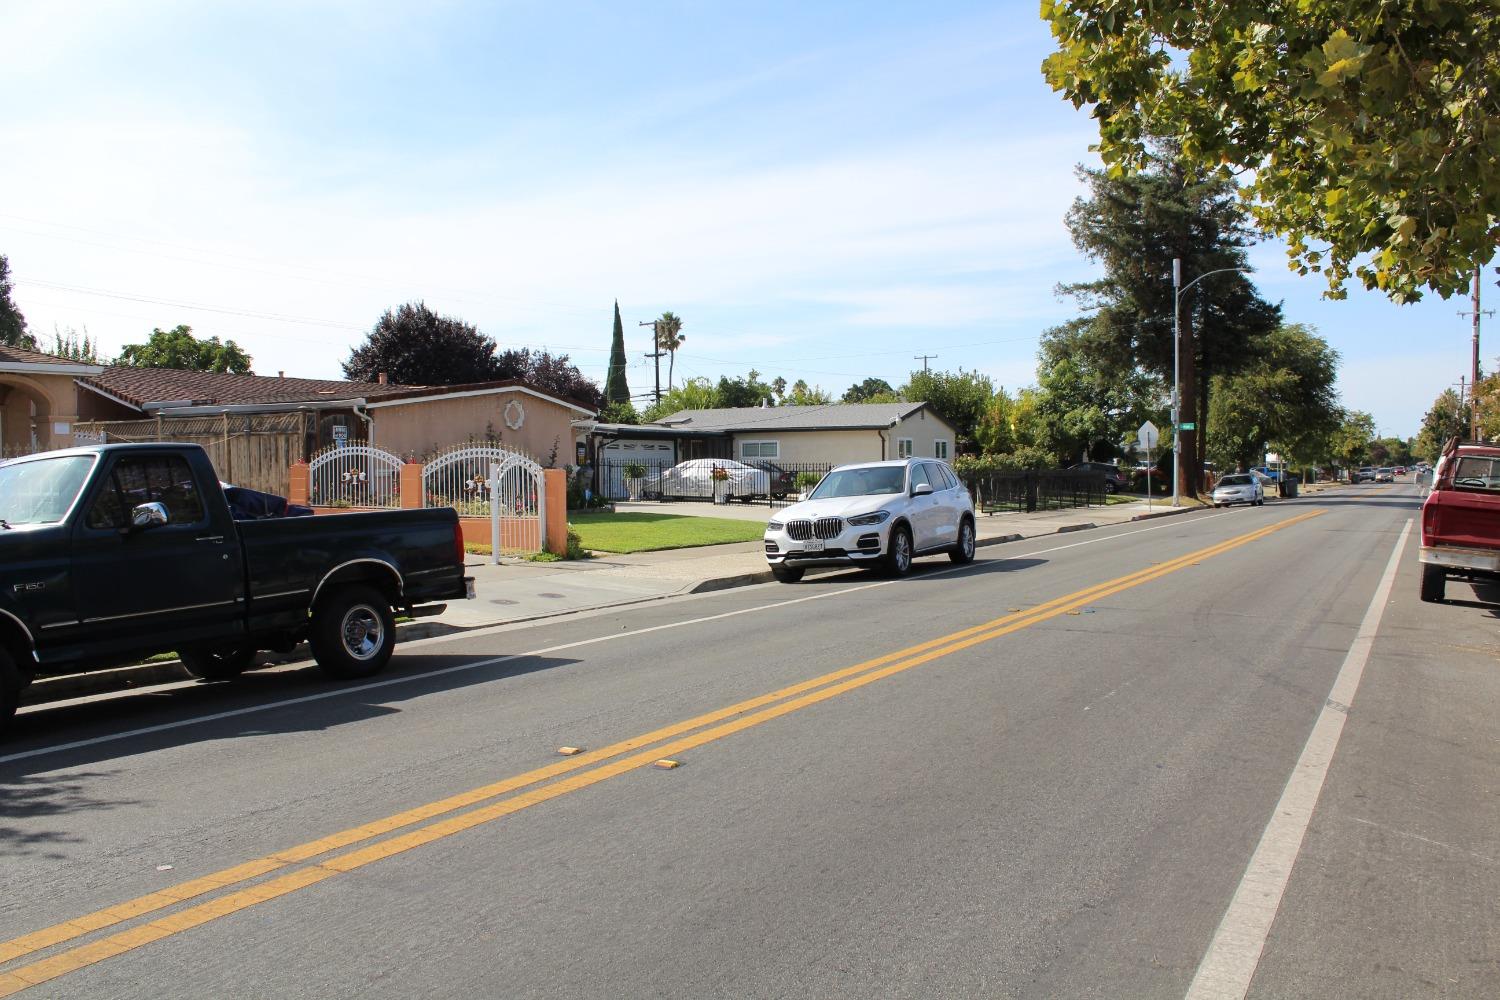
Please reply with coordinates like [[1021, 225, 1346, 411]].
[[914, 354, 938, 372], [1459, 270, 1494, 440], [639, 320, 665, 405]]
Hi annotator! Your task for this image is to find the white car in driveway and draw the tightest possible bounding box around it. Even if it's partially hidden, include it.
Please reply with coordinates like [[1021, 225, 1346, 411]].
[[641, 458, 772, 501], [1211, 472, 1265, 507], [763, 458, 975, 582]]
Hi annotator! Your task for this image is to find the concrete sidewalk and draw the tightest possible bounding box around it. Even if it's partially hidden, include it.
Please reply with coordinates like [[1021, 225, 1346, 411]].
[[27, 490, 1321, 706]]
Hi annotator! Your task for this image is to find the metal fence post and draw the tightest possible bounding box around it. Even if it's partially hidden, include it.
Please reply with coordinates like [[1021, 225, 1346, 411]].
[[490, 461, 501, 565]]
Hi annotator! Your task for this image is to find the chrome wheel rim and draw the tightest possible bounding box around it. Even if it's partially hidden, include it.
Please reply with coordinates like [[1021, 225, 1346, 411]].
[[340, 603, 384, 660], [961, 522, 974, 557], [894, 532, 911, 571]]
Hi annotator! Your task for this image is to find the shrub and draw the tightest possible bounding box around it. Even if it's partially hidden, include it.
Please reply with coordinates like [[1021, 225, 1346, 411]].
[[564, 528, 590, 560], [623, 462, 647, 480], [794, 470, 823, 492]]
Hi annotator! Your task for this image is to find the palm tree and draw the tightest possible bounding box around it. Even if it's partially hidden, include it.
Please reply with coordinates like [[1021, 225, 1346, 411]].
[[654, 312, 686, 391]]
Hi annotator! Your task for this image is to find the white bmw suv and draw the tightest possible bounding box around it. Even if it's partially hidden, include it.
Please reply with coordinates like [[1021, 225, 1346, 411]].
[[764, 458, 976, 582]]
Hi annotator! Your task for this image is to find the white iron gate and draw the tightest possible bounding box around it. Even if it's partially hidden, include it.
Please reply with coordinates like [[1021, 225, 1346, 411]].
[[423, 445, 545, 558], [308, 443, 403, 508]]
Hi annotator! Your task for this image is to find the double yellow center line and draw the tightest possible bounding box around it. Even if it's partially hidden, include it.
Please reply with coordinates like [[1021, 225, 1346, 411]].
[[0, 509, 1323, 996]]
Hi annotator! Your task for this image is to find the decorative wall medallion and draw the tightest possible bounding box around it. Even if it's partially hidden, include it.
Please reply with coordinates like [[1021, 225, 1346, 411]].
[[503, 399, 526, 430]]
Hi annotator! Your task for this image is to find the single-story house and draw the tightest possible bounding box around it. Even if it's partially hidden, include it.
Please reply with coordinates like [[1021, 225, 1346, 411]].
[[71, 367, 595, 463], [0, 345, 105, 456], [580, 402, 959, 493]]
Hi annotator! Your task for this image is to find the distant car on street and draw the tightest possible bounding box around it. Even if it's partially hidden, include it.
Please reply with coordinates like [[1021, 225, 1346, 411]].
[[1376, 467, 1395, 482], [1211, 472, 1265, 508], [1352, 466, 1377, 483]]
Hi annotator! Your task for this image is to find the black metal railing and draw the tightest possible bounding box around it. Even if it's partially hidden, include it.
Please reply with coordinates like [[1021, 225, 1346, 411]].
[[599, 459, 834, 509], [958, 469, 1109, 514]]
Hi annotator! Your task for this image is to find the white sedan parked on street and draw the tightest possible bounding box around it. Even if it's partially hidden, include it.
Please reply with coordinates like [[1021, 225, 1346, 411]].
[[763, 458, 975, 582], [1211, 472, 1265, 507], [641, 458, 772, 501]]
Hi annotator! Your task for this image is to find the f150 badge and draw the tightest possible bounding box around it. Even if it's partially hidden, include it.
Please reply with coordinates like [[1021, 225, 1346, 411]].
[[12, 582, 45, 592]]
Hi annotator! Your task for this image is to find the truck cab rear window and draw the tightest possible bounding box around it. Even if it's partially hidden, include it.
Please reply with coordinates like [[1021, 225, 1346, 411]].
[[86, 456, 206, 529], [1450, 456, 1500, 493]]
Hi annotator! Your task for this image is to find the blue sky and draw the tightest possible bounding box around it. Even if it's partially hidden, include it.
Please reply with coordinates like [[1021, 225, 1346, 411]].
[[2, 0, 1484, 437]]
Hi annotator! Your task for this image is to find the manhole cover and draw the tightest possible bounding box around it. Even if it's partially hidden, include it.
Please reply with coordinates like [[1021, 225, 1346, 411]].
[[538, 593, 565, 599], [489, 598, 518, 606]]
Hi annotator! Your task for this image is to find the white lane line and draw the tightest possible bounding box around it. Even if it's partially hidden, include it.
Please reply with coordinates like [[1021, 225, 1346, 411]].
[[1185, 517, 1412, 1000], [1, 509, 1240, 766]]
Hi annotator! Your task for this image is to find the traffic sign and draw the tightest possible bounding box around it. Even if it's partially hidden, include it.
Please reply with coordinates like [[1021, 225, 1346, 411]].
[[1138, 421, 1159, 450]]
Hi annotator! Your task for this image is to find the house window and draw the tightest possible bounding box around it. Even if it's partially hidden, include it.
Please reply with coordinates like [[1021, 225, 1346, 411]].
[[934, 440, 949, 459], [897, 438, 913, 459], [741, 440, 779, 460]]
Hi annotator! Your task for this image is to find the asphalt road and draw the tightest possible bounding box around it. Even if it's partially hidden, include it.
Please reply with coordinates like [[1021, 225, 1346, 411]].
[[3, 484, 1496, 998]]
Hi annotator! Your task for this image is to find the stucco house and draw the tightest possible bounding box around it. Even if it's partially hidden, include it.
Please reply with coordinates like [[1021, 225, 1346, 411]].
[[72, 367, 595, 462], [0, 345, 104, 456], [584, 401, 960, 474]]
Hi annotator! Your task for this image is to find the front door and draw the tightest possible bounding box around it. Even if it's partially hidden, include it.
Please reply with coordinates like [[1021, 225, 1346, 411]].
[[69, 452, 243, 657]]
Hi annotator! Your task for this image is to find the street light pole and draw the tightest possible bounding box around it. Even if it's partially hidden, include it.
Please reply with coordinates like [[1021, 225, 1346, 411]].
[[1171, 259, 1250, 507]]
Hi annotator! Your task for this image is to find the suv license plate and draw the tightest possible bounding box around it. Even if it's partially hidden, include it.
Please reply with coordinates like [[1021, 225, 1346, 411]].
[[802, 539, 825, 552]]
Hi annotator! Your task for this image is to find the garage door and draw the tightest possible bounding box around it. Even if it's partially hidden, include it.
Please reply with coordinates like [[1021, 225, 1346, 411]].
[[600, 439, 675, 498]]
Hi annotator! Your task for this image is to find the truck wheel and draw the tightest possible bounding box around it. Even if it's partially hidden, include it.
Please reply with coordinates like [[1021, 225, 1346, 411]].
[[0, 649, 23, 738], [310, 584, 395, 680], [180, 645, 257, 681], [1420, 563, 1446, 603]]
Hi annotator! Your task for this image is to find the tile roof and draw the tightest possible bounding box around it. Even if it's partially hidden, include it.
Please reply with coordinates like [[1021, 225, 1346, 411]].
[[652, 402, 933, 432], [0, 344, 104, 369], [77, 367, 421, 409]]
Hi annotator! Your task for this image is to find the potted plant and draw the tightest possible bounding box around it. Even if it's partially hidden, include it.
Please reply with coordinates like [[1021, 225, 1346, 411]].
[[710, 464, 730, 504], [623, 462, 647, 500]]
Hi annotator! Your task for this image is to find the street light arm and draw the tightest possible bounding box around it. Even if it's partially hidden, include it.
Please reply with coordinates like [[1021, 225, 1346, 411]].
[[1177, 266, 1250, 300]]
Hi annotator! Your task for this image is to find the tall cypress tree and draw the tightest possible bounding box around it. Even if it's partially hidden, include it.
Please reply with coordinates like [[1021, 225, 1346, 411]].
[[605, 300, 631, 405]]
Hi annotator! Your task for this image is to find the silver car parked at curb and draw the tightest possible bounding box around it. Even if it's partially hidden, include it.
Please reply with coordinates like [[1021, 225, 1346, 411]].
[[763, 458, 976, 582], [1212, 472, 1265, 507]]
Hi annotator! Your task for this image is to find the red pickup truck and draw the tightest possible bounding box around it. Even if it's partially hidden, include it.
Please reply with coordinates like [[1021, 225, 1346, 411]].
[[1419, 440, 1500, 602]]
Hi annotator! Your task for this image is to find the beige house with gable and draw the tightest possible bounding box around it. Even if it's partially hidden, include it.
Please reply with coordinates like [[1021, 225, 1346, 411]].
[[0, 345, 103, 456]]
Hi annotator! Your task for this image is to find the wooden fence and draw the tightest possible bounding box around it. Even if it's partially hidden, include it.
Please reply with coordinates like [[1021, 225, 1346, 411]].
[[72, 413, 310, 495]]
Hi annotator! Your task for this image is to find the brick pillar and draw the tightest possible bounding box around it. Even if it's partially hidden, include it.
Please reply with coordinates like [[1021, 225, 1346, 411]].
[[287, 463, 310, 506], [544, 467, 568, 554], [400, 463, 424, 509]]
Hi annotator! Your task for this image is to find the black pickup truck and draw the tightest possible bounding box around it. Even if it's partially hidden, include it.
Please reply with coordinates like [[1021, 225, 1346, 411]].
[[0, 443, 474, 733]]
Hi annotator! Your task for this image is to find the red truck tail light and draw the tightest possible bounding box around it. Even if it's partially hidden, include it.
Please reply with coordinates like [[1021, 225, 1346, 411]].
[[454, 521, 466, 566]]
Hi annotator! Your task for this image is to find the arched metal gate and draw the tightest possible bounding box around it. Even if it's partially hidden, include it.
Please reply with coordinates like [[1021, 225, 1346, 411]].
[[308, 443, 403, 508], [423, 445, 545, 558]]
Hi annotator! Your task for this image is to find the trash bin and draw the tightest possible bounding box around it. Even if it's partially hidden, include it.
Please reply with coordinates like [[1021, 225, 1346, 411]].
[[1278, 478, 1298, 498]]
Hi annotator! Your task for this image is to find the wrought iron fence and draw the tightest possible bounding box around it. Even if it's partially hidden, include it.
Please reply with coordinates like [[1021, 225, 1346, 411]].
[[307, 442, 403, 508], [600, 459, 833, 510], [959, 469, 1108, 514]]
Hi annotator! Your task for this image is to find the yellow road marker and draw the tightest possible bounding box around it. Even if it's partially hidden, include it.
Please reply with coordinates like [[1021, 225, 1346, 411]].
[[0, 510, 1323, 996], [653, 759, 681, 769], [557, 746, 583, 756]]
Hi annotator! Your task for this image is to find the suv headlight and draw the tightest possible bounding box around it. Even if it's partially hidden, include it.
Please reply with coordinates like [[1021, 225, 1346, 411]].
[[847, 510, 891, 526], [766, 520, 784, 532]]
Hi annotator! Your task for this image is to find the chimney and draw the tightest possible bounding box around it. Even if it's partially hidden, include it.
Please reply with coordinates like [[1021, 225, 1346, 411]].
[[278, 371, 285, 378], [378, 372, 388, 385]]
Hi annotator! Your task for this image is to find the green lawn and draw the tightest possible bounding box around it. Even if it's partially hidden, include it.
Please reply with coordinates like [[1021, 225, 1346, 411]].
[[569, 511, 766, 553]]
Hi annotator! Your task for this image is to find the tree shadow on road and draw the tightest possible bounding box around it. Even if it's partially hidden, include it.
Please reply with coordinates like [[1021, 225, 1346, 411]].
[[0, 770, 141, 859]]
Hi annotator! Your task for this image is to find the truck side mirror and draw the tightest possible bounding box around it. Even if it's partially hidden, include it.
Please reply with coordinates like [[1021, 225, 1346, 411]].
[[130, 502, 169, 530]]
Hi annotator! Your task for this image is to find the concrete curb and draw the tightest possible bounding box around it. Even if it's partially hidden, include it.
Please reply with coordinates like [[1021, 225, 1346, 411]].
[[21, 508, 1187, 708]]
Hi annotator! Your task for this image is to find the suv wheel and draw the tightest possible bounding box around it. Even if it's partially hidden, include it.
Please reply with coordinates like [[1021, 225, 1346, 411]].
[[884, 525, 913, 576], [949, 517, 975, 564], [772, 565, 804, 583]]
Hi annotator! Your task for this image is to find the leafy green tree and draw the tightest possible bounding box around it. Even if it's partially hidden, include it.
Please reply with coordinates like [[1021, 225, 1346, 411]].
[[714, 370, 777, 408], [1205, 324, 1340, 470], [1055, 147, 1281, 496], [494, 347, 602, 410], [599, 401, 640, 425], [0, 255, 36, 350], [901, 368, 996, 453], [1332, 410, 1377, 469], [842, 377, 896, 403], [641, 377, 720, 422], [52, 325, 101, 363], [119, 324, 253, 374], [1034, 319, 1162, 462], [605, 300, 631, 405], [1414, 389, 1468, 460], [653, 312, 686, 391], [1042, 1, 1500, 302], [787, 379, 833, 405], [342, 303, 494, 384]]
